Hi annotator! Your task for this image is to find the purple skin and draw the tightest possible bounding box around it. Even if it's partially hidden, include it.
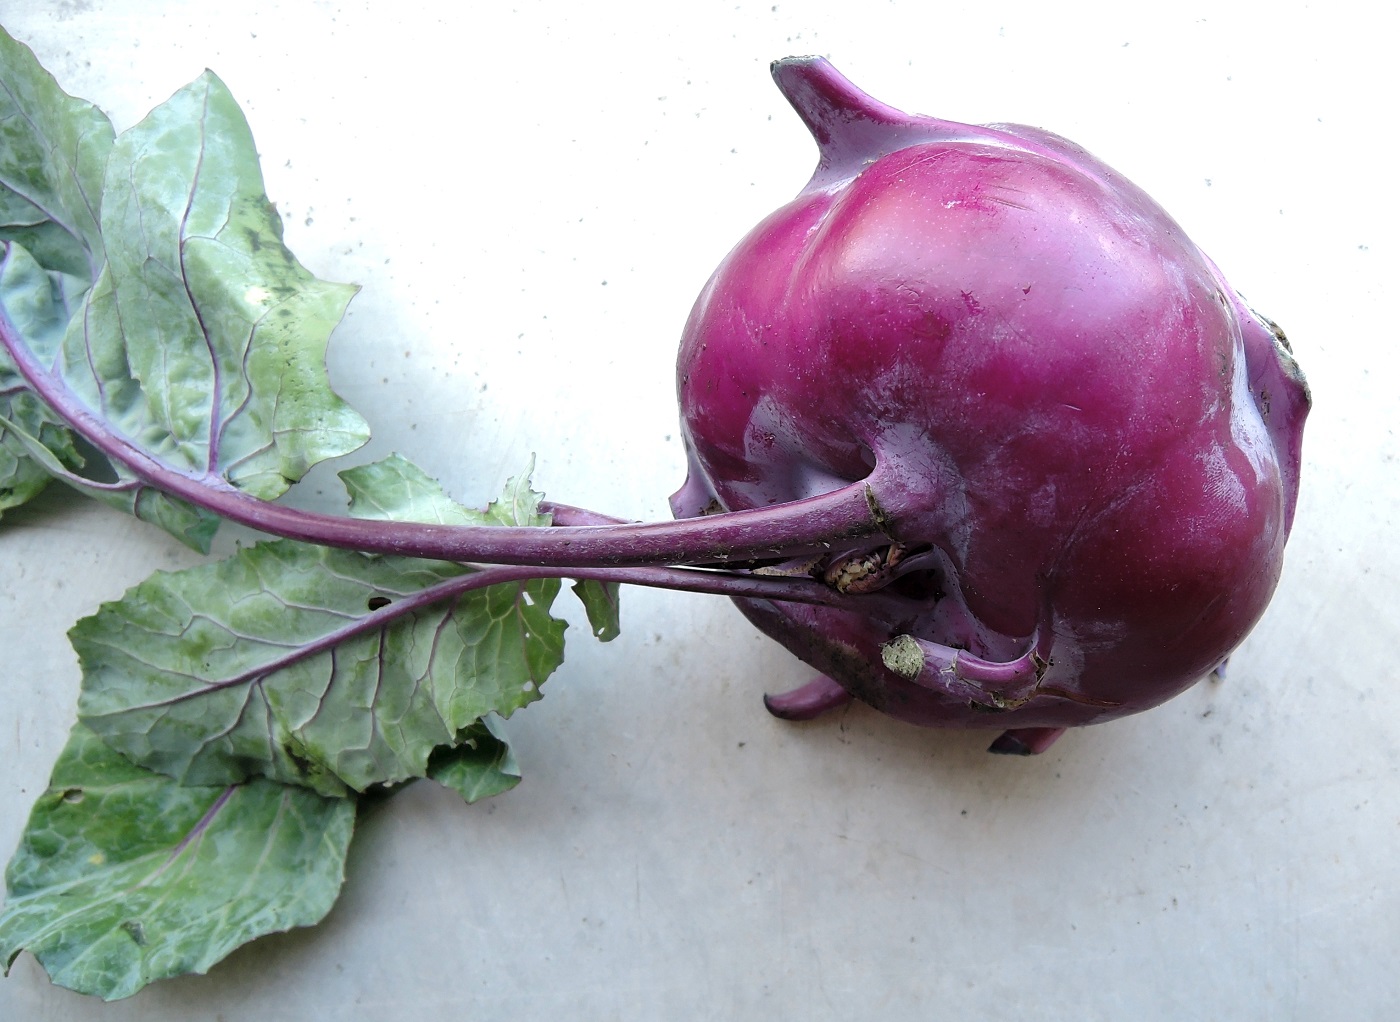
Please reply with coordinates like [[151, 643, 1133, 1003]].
[[1, 58, 1308, 756], [671, 58, 1309, 749]]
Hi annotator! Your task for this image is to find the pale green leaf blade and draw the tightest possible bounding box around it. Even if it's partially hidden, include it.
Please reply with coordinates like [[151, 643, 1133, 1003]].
[[2, 62, 368, 547], [0, 220, 91, 280], [483, 456, 549, 527], [0, 406, 82, 516], [1, 252, 218, 544], [427, 717, 522, 804], [0, 25, 114, 276], [340, 452, 520, 527], [572, 579, 621, 641], [0, 404, 219, 548], [0, 241, 84, 516], [68, 70, 369, 500], [0, 722, 355, 1001], [74, 541, 565, 796], [343, 455, 623, 641], [0, 241, 89, 369], [0, 427, 51, 512], [0, 396, 217, 546]]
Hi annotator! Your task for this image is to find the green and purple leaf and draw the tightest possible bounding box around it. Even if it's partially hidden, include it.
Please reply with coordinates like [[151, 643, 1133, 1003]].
[[1, 52, 368, 548], [73, 461, 572, 797]]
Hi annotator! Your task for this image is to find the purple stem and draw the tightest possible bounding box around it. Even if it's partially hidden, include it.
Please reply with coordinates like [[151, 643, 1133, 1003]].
[[763, 674, 854, 721], [108, 562, 907, 721], [1, 294, 893, 570], [882, 629, 1052, 709]]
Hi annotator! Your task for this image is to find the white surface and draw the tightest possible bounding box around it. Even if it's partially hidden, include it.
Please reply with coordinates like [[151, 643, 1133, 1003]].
[[2, 1, 1395, 1018]]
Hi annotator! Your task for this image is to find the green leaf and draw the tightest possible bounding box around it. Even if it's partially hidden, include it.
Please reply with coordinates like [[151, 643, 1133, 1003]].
[[0, 242, 85, 517], [0, 220, 92, 281], [427, 717, 522, 804], [74, 542, 565, 796], [0, 427, 50, 512], [0, 25, 114, 519], [572, 579, 622, 641], [0, 26, 114, 276], [1, 65, 370, 549], [1, 244, 213, 551], [342, 454, 622, 640], [0, 722, 355, 1001], [0, 402, 81, 516], [68, 70, 370, 500], [0, 402, 219, 548], [341, 452, 526, 527], [75, 461, 568, 796]]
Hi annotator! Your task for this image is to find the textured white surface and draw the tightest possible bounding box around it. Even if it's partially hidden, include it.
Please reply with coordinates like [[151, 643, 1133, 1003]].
[[1, 1, 1395, 1018]]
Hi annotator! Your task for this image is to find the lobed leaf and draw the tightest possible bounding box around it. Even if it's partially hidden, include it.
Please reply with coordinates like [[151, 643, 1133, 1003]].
[[73, 541, 565, 796], [0, 427, 51, 513], [0, 722, 354, 1001], [74, 460, 569, 796], [60, 70, 370, 500], [1, 52, 371, 547]]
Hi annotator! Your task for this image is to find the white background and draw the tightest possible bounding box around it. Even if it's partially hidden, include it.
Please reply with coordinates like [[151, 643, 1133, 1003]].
[[2, 1, 1396, 1018]]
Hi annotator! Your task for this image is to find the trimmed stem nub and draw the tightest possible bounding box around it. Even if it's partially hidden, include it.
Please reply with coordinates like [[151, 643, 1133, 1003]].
[[880, 630, 1053, 710]]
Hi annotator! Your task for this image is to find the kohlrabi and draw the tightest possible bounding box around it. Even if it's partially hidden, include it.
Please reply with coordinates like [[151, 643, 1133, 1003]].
[[0, 31, 1307, 999], [671, 57, 1310, 752]]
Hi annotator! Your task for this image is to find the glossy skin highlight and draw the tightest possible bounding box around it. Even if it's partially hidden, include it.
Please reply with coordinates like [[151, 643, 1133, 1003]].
[[671, 58, 1309, 736]]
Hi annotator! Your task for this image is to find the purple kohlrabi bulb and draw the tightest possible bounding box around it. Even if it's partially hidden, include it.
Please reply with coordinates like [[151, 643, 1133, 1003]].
[[671, 57, 1309, 747]]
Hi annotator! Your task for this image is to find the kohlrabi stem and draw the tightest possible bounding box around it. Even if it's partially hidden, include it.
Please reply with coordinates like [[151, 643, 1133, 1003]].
[[1, 303, 895, 570], [566, 562, 910, 612], [143, 562, 906, 704], [166, 462, 884, 568], [879, 629, 1053, 709]]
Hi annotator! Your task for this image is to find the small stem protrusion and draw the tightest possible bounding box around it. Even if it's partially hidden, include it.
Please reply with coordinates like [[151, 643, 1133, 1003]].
[[763, 675, 853, 721], [768, 56, 957, 194], [880, 629, 1053, 709], [988, 727, 1066, 756]]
